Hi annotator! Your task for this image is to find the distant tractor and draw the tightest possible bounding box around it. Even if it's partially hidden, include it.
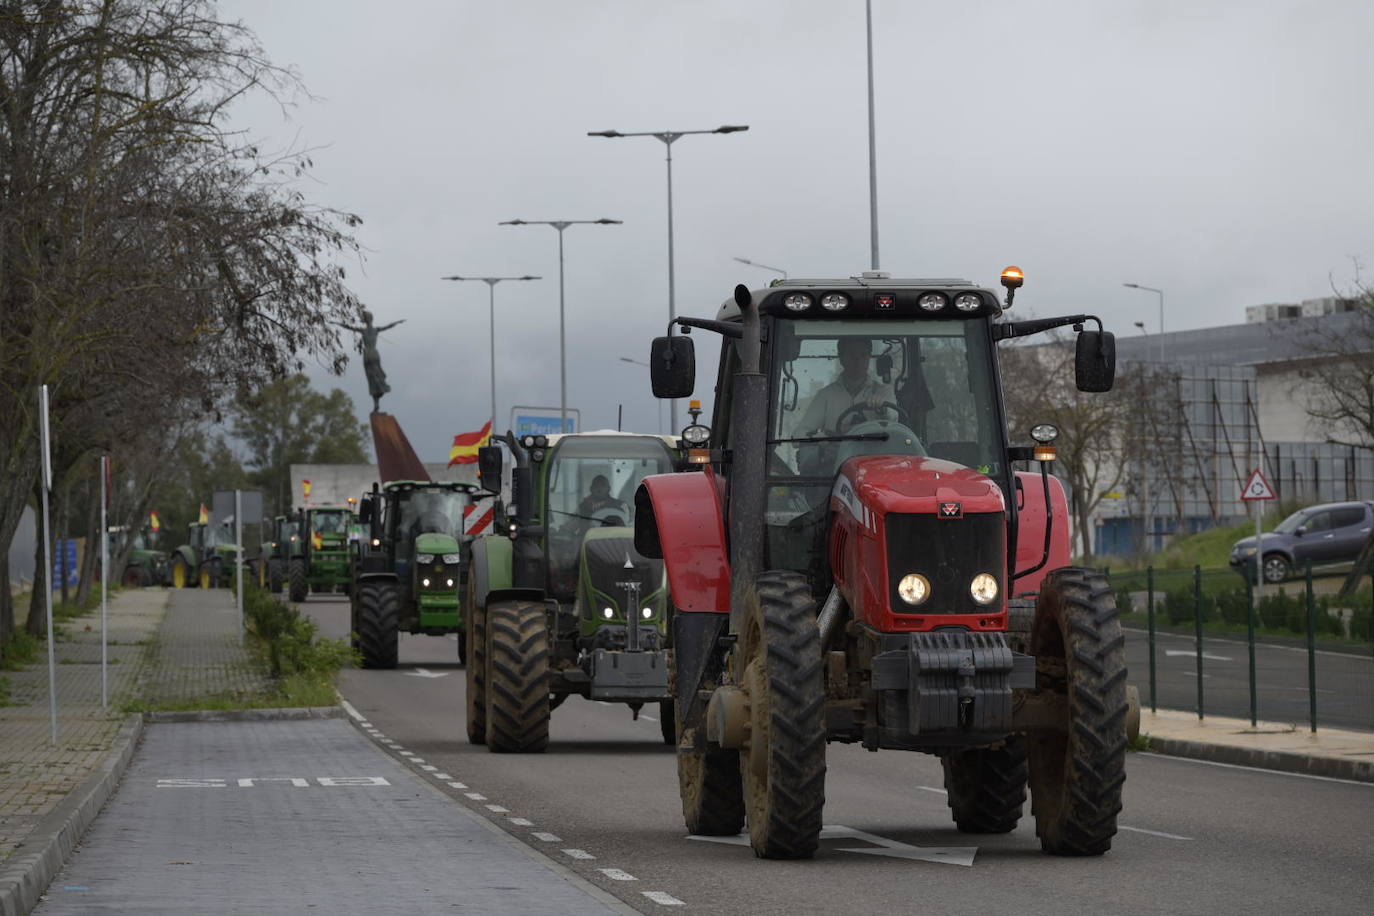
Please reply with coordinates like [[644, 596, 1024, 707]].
[[465, 432, 679, 752], [257, 515, 299, 593], [109, 525, 169, 587], [289, 505, 355, 602], [634, 270, 1136, 859], [353, 481, 483, 669]]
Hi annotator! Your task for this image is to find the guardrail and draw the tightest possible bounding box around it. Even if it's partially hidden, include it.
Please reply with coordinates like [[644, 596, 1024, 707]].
[[1107, 563, 1374, 732]]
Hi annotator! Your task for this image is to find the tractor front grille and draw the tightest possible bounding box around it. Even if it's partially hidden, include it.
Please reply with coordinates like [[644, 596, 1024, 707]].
[[884, 512, 1004, 615]]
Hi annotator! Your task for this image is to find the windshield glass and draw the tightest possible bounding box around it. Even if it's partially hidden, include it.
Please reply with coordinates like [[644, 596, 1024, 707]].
[[310, 510, 350, 535], [393, 489, 472, 550], [1273, 509, 1311, 534], [544, 437, 674, 597]]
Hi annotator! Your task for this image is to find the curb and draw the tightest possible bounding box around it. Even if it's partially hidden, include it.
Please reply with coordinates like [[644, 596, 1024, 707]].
[[145, 705, 345, 723], [0, 714, 144, 916], [1143, 734, 1374, 783]]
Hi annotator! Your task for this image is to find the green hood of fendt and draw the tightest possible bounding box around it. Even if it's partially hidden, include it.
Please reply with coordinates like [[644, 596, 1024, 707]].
[[414, 532, 461, 555], [578, 526, 667, 633]]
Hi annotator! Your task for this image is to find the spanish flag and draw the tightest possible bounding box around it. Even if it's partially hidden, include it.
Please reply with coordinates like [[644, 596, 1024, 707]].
[[149, 511, 162, 532], [449, 420, 493, 466], [312, 530, 323, 550], [302, 479, 313, 500], [198, 503, 210, 524]]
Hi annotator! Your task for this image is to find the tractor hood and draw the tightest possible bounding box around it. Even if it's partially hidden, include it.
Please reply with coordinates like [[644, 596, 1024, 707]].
[[835, 455, 1007, 519], [580, 527, 663, 621], [414, 531, 461, 555]]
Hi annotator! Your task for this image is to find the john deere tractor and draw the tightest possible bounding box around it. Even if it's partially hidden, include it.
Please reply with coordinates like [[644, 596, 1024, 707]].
[[352, 481, 481, 669], [110, 525, 169, 587], [289, 505, 355, 602], [633, 270, 1139, 859], [169, 521, 238, 588], [464, 432, 679, 752], [256, 515, 299, 593]]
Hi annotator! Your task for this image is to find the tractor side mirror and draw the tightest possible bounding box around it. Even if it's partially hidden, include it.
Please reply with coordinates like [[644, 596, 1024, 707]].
[[1075, 330, 1116, 392], [477, 445, 503, 491], [650, 335, 695, 399], [358, 497, 373, 525]]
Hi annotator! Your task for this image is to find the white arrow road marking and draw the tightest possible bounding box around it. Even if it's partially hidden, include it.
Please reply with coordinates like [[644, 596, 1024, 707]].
[[688, 825, 977, 866], [403, 667, 449, 678], [1164, 650, 1233, 661]]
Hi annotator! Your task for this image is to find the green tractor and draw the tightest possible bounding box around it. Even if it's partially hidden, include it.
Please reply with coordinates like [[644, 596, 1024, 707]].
[[288, 505, 355, 602], [465, 432, 678, 752], [169, 522, 210, 588], [197, 520, 252, 589], [109, 525, 169, 587], [352, 481, 482, 669], [256, 515, 299, 593]]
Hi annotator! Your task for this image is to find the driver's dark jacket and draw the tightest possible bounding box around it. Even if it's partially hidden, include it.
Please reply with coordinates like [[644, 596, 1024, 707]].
[[795, 376, 895, 434]]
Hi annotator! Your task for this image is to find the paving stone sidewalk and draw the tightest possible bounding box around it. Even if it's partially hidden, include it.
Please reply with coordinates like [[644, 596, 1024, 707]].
[[0, 587, 267, 863]]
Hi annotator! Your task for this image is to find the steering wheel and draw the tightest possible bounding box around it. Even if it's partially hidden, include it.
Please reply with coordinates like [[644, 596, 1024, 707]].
[[834, 400, 909, 433], [589, 505, 628, 528]]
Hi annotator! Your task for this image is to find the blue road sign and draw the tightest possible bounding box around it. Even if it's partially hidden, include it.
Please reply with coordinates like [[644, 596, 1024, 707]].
[[52, 539, 79, 588], [510, 406, 578, 437]]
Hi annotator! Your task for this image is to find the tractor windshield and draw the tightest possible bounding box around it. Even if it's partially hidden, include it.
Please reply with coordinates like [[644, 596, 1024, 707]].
[[310, 510, 350, 536], [394, 489, 471, 556], [543, 437, 674, 598]]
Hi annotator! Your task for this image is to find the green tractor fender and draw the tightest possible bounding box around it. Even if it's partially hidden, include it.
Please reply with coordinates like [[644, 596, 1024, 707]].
[[470, 536, 540, 610], [172, 545, 199, 571]]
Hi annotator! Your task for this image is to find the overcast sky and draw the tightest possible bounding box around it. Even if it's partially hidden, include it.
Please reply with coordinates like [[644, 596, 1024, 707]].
[[224, 0, 1374, 462]]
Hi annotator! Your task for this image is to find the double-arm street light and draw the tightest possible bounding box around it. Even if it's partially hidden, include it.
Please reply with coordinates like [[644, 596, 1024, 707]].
[[588, 123, 749, 432], [500, 218, 622, 433], [732, 256, 787, 279], [440, 274, 541, 433]]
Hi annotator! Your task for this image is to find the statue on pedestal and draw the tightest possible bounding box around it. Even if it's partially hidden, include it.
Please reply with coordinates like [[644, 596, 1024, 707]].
[[338, 310, 405, 413]]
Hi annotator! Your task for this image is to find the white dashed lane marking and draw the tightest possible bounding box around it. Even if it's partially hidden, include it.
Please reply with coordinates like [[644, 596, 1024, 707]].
[[447, 782, 467, 789], [465, 792, 487, 801], [1118, 825, 1193, 841], [562, 848, 595, 860], [485, 804, 509, 813], [532, 832, 561, 843], [509, 817, 534, 827], [642, 891, 685, 906], [599, 868, 637, 881]]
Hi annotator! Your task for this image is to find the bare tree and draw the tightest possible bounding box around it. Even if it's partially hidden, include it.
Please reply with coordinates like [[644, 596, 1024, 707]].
[[1295, 275, 1374, 450]]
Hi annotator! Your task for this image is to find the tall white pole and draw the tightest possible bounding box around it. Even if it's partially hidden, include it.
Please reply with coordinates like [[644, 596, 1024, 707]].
[[100, 455, 108, 710], [39, 385, 57, 744], [866, 0, 880, 270], [235, 489, 244, 645], [488, 282, 498, 430], [557, 228, 567, 432], [1253, 498, 1263, 611]]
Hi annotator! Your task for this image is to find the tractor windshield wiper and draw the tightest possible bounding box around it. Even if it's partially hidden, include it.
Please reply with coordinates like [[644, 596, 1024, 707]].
[[550, 508, 626, 524], [768, 433, 891, 445]]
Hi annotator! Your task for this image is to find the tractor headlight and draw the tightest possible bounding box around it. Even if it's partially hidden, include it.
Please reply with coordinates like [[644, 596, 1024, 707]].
[[442, 553, 462, 564], [422, 577, 431, 587], [371, 538, 381, 547], [417, 553, 434, 564], [783, 292, 812, 312], [918, 292, 948, 312], [970, 573, 999, 605], [953, 292, 982, 313], [820, 292, 849, 312], [681, 424, 710, 445], [602, 607, 615, 619], [897, 573, 931, 605], [641, 607, 653, 619], [446, 578, 455, 588]]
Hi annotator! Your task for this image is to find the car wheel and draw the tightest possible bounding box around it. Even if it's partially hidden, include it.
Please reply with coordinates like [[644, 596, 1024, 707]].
[[1262, 553, 1290, 584]]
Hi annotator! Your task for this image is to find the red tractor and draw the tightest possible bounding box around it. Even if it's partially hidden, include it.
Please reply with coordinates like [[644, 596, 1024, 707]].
[[635, 269, 1134, 860]]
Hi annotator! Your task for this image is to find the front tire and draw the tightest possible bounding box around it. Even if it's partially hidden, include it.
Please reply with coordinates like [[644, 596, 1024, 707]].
[[269, 560, 284, 594], [465, 577, 487, 744], [942, 738, 1028, 834], [484, 600, 550, 753], [171, 557, 190, 589], [289, 558, 308, 603], [356, 581, 400, 669], [1027, 568, 1127, 856], [739, 570, 827, 859]]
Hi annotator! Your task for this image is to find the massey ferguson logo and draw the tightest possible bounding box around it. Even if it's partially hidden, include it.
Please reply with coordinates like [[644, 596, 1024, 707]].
[[938, 501, 963, 519]]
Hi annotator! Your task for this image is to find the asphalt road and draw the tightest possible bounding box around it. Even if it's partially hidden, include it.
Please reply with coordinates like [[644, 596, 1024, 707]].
[[1126, 627, 1374, 730], [303, 596, 1374, 916]]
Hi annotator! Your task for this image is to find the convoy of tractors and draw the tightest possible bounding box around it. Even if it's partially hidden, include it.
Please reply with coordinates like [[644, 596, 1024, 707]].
[[136, 265, 1137, 864]]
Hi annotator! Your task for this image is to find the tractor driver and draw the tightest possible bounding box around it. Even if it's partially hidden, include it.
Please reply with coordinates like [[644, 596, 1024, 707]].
[[578, 475, 626, 522], [794, 336, 895, 436]]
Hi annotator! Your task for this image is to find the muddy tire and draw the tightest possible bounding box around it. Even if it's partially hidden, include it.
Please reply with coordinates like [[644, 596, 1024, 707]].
[[1007, 597, 1035, 656], [288, 558, 308, 603], [122, 566, 145, 588], [739, 570, 826, 859], [659, 698, 676, 746], [465, 578, 487, 744], [942, 737, 1028, 834], [674, 644, 745, 836], [171, 557, 190, 589], [484, 600, 549, 753], [1027, 567, 1127, 856], [356, 581, 400, 670], [268, 560, 284, 594]]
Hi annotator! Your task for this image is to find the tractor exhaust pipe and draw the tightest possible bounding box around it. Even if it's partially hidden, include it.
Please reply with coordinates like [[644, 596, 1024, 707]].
[[728, 285, 766, 635]]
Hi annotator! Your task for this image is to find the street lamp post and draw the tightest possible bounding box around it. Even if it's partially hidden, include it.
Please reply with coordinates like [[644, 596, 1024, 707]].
[[500, 218, 622, 433], [588, 123, 749, 432], [1123, 283, 1165, 346], [866, 0, 880, 270], [619, 357, 665, 434], [440, 274, 541, 433], [732, 256, 786, 279], [1124, 284, 1164, 554]]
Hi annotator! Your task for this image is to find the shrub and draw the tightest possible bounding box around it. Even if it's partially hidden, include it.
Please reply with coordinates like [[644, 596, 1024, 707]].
[[242, 581, 356, 678]]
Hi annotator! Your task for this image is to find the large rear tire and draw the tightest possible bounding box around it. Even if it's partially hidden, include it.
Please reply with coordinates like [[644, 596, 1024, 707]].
[[356, 581, 400, 669], [268, 560, 284, 594], [484, 600, 550, 753], [1027, 567, 1127, 856], [941, 737, 1028, 834], [288, 558, 308, 603], [465, 577, 487, 744], [739, 570, 827, 859]]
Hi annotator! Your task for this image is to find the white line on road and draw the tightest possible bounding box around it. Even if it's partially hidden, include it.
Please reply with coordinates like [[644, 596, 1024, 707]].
[[917, 786, 947, 794], [340, 700, 364, 721], [435, 773, 453, 780], [1139, 752, 1374, 787], [532, 832, 562, 842], [465, 792, 487, 800], [399, 751, 416, 757], [509, 817, 534, 826], [420, 765, 437, 772], [1118, 825, 1193, 840], [641, 715, 658, 722], [599, 868, 638, 881], [642, 891, 685, 906], [485, 804, 509, 813], [1126, 627, 1372, 662], [410, 758, 427, 764], [1165, 650, 1233, 661], [447, 782, 468, 789], [562, 849, 595, 860]]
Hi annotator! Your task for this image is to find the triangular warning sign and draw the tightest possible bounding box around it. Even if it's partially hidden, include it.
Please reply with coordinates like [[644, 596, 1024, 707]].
[[1241, 468, 1276, 501]]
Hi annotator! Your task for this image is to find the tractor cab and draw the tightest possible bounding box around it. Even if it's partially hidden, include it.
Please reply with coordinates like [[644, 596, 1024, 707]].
[[637, 270, 1135, 861]]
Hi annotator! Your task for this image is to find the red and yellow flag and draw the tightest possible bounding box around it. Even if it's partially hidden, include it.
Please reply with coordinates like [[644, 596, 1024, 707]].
[[312, 530, 323, 550], [302, 479, 313, 500], [149, 511, 162, 532], [197, 503, 210, 524], [449, 420, 493, 466]]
